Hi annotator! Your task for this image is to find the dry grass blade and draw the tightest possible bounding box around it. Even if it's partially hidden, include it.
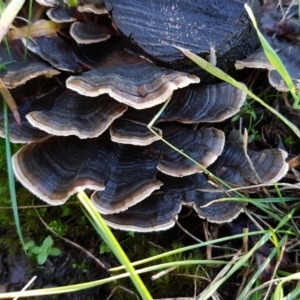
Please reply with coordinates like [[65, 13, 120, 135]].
[[0, 0, 26, 42], [0, 78, 20, 124], [197, 250, 243, 299]]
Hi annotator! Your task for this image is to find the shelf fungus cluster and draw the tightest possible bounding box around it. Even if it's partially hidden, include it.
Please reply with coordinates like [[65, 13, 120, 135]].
[[0, 0, 290, 232], [236, 1, 300, 91]]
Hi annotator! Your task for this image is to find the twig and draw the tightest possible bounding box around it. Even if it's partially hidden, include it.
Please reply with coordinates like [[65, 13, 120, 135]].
[[151, 266, 177, 281], [175, 219, 237, 252]]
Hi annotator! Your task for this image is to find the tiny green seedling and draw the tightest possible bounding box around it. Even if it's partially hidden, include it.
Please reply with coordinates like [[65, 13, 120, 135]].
[[25, 236, 61, 265], [0, 61, 16, 71]]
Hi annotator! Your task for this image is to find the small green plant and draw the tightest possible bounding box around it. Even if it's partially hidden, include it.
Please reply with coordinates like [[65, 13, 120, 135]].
[[99, 242, 112, 254], [0, 61, 16, 71], [25, 236, 61, 265], [48, 219, 68, 236], [231, 99, 264, 142]]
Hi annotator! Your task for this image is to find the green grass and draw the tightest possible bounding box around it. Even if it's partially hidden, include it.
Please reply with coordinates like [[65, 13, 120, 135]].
[[3, 102, 25, 249]]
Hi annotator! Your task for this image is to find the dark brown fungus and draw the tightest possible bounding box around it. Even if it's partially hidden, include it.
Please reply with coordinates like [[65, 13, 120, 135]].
[[209, 142, 289, 185], [70, 22, 111, 44], [102, 173, 196, 232], [0, 41, 60, 89], [159, 83, 246, 123], [35, 0, 63, 7], [110, 118, 162, 146], [25, 36, 83, 73], [147, 125, 225, 177], [26, 90, 127, 139], [104, 0, 260, 77], [13, 135, 161, 210], [66, 51, 200, 109], [235, 37, 300, 91], [90, 147, 162, 214], [102, 192, 181, 232], [157, 173, 196, 206], [0, 95, 53, 143], [77, 0, 108, 14], [191, 173, 245, 223], [12, 136, 110, 204], [46, 7, 77, 23], [235, 48, 272, 70]]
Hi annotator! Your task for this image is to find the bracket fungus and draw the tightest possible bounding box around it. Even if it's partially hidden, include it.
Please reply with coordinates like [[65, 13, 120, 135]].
[[191, 173, 246, 224], [5, 0, 293, 234], [66, 51, 200, 109], [110, 118, 162, 146], [148, 125, 225, 177], [77, 0, 108, 14], [35, 0, 65, 7], [0, 95, 51, 143], [26, 90, 127, 139], [70, 22, 111, 44], [25, 36, 83, 73], [46, 7, 77, 23], [102, 192, 182, 232], [0, 41, 60, 89], [159, 82, 247, 123], [236, 0, 300, 91], [210, 142, 289, 186], [12, 124, 224, 209], [235, 37, 300, 91]]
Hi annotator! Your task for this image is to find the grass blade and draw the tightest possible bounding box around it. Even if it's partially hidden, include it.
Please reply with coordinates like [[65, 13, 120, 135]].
[[237, 235, 287, 300], [175, 47, 300, 138], [3, 101, 25, 250], [0, 0, 26, 42], [77, 190, 152, 300], [244, 4, 300, 109], [199, 232, 272, 300]]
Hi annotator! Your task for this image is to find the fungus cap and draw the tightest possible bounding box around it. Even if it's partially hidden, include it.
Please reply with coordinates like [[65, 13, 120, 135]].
[[102, 192, 181, 232], [66, 51, 200, 109], [110, 118, 162, 146], [27, 91, 127, 139], [70, 22, 111, 44]]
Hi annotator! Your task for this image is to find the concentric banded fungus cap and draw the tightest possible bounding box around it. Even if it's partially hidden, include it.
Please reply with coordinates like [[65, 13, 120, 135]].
[[46, 7, 77, 23], [235, 37, 300, 91], [77, 0, 108, 14], [25, 36, 83, 73], [12, 135, 111, 204], [210, 142, 289, 185], [102, 192, 182, 232], [191, 173, 245, 223], [26, 90, 127, 139], [147, 125, 225, 177], [102, 173, 196, 232], [70, 22, 111, 44], [91, 146, 162, 214], [110, 118, 162, 146], [66, 51, 200, 109], [0, 41, 60, 89], [104, 0, 260, 76], [0, 96, 51, 143], [35, 0, 65, 7], [159, 83, 246, 123], [13, 135, 161, 209]]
